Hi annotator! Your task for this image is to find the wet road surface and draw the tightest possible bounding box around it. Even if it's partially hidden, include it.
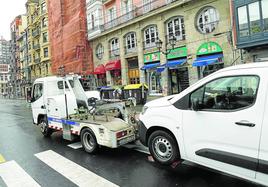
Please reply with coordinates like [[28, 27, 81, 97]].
[[0, 98, 264, 187]]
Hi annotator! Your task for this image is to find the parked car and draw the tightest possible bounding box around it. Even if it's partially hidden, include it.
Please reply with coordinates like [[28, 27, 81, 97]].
[[139, 62, 268, 186]]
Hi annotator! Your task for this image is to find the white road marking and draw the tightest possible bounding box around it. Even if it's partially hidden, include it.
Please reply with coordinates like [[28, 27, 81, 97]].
[[35, 150, 119, 187], [68, 141, 150, 155], [67, 142, 83, 149], [0, 160, 40, 187]]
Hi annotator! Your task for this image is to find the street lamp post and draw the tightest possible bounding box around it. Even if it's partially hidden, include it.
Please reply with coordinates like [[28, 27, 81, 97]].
[[155, 35, 176, 56]]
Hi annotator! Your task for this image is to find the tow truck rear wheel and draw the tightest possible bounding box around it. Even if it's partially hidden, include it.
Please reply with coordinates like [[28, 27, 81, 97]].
[[81, 128, 98, 154], [148, 130, 180, 165], [40, 117, 53, 137]]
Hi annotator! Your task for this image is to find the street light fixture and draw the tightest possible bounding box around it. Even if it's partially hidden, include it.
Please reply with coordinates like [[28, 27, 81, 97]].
[[156, 35, 177, 56]]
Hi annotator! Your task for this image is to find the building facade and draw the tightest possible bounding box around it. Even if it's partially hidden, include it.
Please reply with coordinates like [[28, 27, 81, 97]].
[[232, 0, 268, 63], [87, 0, 236, 96], [26, 0, 51, 83], [47, 0, 93, 76], [0, 38, 11, 95]]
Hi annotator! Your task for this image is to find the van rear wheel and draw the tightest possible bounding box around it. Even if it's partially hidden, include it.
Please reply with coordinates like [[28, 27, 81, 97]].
[[148, 130, 180, 165], [81, 128, 98, 154], [40, 117, 53, 137]]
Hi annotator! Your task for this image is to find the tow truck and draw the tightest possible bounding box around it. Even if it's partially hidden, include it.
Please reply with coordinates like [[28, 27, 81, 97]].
[[29, 74, 138, 153]]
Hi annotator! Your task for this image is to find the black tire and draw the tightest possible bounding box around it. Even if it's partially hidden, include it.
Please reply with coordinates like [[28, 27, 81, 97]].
[[81, 128, 98, 154], [148, 130, 180, 165], [39, 117, 53, 137]]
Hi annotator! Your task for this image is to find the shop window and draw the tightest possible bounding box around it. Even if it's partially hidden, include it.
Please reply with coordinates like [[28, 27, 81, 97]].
[[111, 70, 122, 85], [196, 7, 219, 34], [199, 63, 224, 78], [96, 44, 104, 59], [125, 32, 137, 53], [97, 74, 107, 87], [149, 71, 162, 94], [110, 38, 119, 57], [144, 25, 158, 48], [166, 17, 185, 41]]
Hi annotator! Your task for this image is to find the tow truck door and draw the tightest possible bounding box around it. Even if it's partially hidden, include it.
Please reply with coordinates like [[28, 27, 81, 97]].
[[31, 81, 46, 124]]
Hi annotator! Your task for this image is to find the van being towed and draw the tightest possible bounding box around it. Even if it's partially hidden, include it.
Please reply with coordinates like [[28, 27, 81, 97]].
[[139, 62, 268, 186]]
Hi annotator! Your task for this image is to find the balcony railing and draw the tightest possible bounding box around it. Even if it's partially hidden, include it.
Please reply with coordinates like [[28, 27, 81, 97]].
[[103, 0, 172, 31], [34, 58, 40, 64], [143, 41, 157, 50], [33, 44, 40, 50], [109, 49, 120, 58], [32, 29, 40, 37], [88, 25, 104, 33], [125, 46, 137, 54]]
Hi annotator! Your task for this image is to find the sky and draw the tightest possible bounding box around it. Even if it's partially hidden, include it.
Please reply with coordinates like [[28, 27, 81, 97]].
[[0, 0, 27, 40]]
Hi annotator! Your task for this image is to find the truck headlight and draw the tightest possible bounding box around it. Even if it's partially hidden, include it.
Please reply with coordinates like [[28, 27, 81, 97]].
[[141, 106, 148, 115]]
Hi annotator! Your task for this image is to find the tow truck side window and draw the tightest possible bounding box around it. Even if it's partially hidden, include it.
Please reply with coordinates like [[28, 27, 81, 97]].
[[32, 83, 43, 102], [190, 75, 259, 111]]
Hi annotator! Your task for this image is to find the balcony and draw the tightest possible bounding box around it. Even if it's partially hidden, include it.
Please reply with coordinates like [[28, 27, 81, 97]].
[[125, 46, 137, 55], [143, 41, 157, 50], [102, 0, 114, 5], [233, 0, 268, 49], [33, 44, 40, 50], [103, 0, 170, 31], [109, 49, 120, 59], [34, 58, 41, 64], [32, 29, 40, 38]]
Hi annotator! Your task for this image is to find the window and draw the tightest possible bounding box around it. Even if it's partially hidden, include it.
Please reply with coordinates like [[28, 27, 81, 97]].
[[143, 0, 152, 13], [166, 17, 185, 41], [125, 32, 137, 52], [41, 2, 46, 14], [249, 2, 261, 34], [32, 83, 43, 101], [190, 76, 259, 111], [238, 6, 249, 37], [96, 44, 104, 59], [144, 25, 158, 48], [42, 17, 48, 28], [262, 0, 268, 31], [43, 32, 48, 43], [44, 47, 48, 58], [197, 7, 219, 34], [110, 38, 119, 57]]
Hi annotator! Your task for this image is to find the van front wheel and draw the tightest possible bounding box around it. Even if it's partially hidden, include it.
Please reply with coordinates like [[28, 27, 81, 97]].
[[148, 130, 180, 165]]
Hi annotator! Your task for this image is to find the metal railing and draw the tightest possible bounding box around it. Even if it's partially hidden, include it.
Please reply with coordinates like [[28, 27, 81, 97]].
[[88, 25, 104, 33], [32, 29, 40, 37], [33, 44, 40, 50], [109, 49, 120, 58], [103, 0, 172, 30], [125, 46, 137, 54], [34, 58, 40, 64]]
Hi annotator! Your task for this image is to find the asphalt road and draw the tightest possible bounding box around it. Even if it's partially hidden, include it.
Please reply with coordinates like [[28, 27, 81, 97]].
[[0, 98, 264, 187]]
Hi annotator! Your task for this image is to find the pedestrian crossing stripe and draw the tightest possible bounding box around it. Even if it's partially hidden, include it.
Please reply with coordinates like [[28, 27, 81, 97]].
[[0, 160, 40, 186], [0, 154, 5, 163], [35, 150, 119, 187]]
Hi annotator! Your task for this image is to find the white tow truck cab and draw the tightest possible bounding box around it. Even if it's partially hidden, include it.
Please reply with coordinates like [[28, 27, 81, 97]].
[[139, 62, 268, 186], [30, 75, 137, 153]]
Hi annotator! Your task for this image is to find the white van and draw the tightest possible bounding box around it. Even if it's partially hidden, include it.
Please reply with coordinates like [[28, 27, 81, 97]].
[[139, 62, 268, 186]]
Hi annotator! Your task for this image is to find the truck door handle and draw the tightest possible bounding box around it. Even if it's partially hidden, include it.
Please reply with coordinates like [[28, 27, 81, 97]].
[[41, 105, 45, 109], [235, 121, 255, 127]]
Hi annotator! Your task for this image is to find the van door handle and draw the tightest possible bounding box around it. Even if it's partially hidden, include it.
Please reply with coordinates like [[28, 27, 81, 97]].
[[41, 105, 45, 109], [235, 121, 255, 127]]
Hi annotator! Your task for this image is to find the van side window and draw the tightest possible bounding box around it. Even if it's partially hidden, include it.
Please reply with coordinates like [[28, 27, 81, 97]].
[[32, 83, 43, 102], [190, 76, 259, 111]]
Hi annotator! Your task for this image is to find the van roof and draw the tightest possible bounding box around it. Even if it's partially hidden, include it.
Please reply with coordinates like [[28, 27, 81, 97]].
[[34, 75, 76, 82], [220, 61, 268, 72]]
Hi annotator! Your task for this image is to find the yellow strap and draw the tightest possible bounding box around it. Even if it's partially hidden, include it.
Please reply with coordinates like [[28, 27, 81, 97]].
[[0, 154, 6, 163]]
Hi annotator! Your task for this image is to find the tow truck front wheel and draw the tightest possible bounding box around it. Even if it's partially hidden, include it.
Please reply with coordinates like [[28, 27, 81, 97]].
[[40, 118, 53, 137], [148, 130, 180, 165], [81, 128, 98, 154]]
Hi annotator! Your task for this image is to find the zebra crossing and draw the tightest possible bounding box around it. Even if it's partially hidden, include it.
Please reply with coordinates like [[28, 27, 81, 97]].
[[0, 150, 119, 187]]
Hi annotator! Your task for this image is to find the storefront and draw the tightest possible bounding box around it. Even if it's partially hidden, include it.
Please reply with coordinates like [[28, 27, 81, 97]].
[[105, 60, 122, 85], [127, 57, 140, 84], [165, 46, 189, 94], [141, 52, 162, 95], [193, 42, 224, 79], [93, 64, 107, 87]]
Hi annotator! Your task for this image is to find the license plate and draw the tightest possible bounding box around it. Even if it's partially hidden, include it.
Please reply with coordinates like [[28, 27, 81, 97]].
[[118, 135, 135, 146]]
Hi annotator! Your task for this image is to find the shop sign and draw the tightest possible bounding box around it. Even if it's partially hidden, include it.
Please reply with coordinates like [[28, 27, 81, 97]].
[[144, 52, 160, 63], [197, 42, 223, 56], [167, 46, 187, 59]]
